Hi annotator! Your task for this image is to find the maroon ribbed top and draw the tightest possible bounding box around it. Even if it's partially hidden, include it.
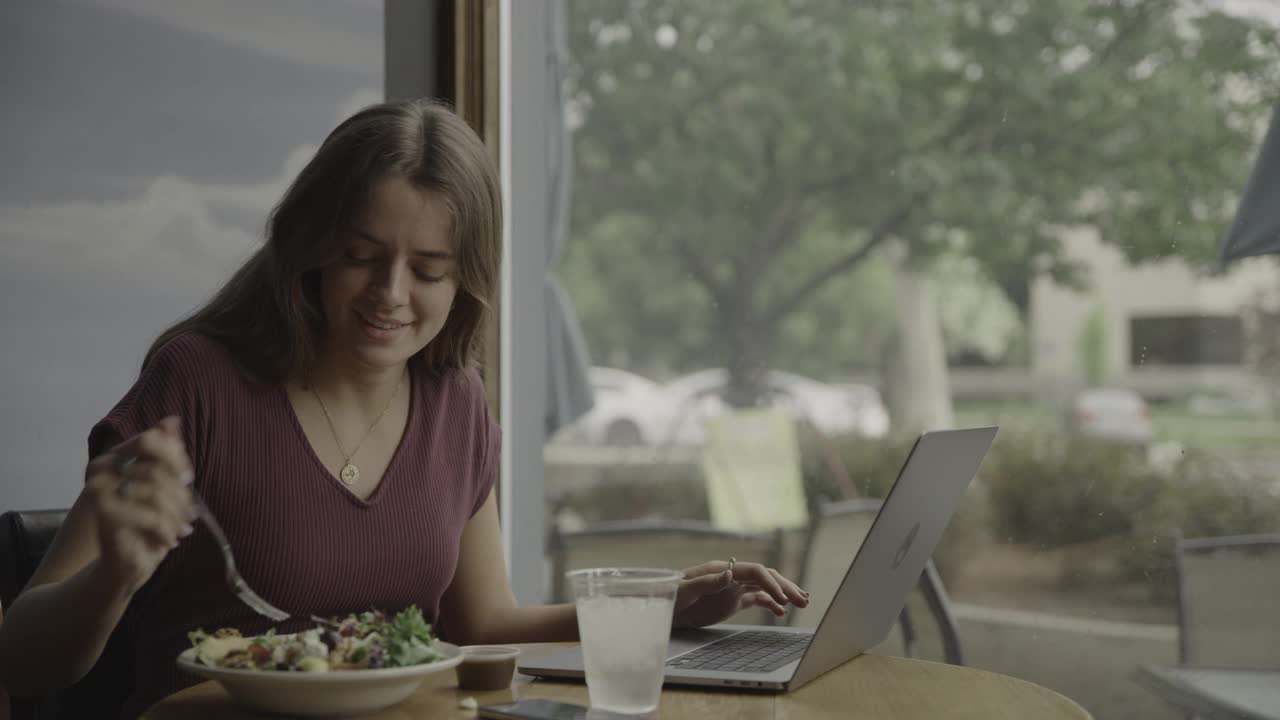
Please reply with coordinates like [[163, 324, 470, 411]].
[[88, 333, 500, 719]]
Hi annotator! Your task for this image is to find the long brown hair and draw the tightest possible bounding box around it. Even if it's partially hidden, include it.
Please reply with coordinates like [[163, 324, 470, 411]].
[[148, 99, 502, 381]]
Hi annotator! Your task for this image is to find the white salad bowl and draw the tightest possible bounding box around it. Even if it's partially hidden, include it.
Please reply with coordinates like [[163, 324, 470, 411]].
[[176, 641, 462, 717]]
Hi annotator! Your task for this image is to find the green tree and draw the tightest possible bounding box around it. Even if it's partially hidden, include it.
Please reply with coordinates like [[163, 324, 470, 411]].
[[562, 0, 1280, 410], [1078, 303, 1109, 387]]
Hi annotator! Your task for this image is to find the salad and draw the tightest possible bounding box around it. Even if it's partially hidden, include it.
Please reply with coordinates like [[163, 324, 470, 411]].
[[187, 606, 442, 672]]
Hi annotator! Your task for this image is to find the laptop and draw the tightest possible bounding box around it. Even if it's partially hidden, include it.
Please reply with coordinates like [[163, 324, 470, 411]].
[[520, 426, 997, 692]]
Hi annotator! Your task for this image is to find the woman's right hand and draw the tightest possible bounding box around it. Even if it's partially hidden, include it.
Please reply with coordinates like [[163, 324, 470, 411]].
[[83, 416, 194, 597]]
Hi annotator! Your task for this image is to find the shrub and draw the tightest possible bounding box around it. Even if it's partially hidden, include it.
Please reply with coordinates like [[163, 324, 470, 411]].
[[549, 462, 709, 524], [1120, 449, 1280, 590], [974, 432, 1279, 599], [981, 432, 1165, 547], [549, 430, 1279, 601]]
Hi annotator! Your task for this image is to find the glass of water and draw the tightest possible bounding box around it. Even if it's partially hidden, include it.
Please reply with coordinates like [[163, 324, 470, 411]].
[[568, 567, 683, 715]]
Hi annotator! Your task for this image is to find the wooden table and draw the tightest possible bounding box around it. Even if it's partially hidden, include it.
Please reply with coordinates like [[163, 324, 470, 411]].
[[1137, 665, 1280, 720], [144, 645, 1091, 719]]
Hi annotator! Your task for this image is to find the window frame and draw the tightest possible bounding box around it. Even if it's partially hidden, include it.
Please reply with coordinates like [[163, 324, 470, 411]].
[[386, 0, 548, 604]]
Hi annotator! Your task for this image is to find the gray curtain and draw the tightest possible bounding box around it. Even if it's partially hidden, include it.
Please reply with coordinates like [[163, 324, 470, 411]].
[[544, 0, 594, 437], [1222, 104, 1280, 263]]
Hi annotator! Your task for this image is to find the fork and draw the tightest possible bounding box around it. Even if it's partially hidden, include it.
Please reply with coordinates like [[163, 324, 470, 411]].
[[190, 491, 290, 622]]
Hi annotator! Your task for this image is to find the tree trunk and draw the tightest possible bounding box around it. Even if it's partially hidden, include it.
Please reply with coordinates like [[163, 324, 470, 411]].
[[720, 300, 772, 409], [884, 247, 955, 435]]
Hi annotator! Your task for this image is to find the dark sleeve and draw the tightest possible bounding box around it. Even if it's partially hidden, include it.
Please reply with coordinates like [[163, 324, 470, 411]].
[[467, 369, 502, 517], [87, 334, 210, 474]]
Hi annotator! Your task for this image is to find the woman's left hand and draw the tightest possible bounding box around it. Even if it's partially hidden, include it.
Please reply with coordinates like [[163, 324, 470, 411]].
[[671, 559, 809, 629]]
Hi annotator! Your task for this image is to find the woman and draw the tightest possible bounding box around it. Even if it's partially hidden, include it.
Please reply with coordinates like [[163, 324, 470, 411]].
[[0, 99, 807, 718]]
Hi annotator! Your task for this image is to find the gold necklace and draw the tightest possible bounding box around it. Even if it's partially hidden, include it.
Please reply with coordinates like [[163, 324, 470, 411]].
[[308, 371, 406, 486]]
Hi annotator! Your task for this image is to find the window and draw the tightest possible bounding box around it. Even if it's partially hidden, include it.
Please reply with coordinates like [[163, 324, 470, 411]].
[[0, 0, 383, 510], [512, 2, 1280, 718], [1131, 315, 1245, 366]]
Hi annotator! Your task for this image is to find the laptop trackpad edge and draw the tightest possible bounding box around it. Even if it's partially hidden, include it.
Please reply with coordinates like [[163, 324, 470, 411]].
[[668, 626, 742, 657]]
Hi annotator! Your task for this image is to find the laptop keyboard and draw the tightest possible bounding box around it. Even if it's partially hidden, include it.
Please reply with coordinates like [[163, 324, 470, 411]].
[[666, 630, 813, 674]]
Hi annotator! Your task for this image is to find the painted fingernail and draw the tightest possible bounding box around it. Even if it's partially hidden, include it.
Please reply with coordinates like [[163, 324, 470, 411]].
[[179, 470, 194, 486], [180, 523, 194, 538]]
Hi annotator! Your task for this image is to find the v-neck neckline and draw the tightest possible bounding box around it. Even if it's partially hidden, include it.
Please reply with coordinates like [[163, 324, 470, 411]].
[[281, 368, 417, 508]]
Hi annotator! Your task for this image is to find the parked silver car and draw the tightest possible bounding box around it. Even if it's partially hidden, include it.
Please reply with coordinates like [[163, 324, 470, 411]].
[[1065, 387, 1155, 446]]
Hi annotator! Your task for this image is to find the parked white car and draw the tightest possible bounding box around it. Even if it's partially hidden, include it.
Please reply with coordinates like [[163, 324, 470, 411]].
[[658, 369, 890, 446], [552, 367, 670, 446], [834, 382, 893, 439], [1065, 387, 1155, 446]]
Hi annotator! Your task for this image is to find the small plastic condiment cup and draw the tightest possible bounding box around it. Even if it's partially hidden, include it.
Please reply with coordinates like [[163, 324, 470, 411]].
[[455, 645, 522, 691]]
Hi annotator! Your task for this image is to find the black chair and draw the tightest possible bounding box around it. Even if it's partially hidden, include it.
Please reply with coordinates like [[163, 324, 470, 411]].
[[0, 509, 135, 720], [1173, 532, 1280, 669], [1136, 532, 1280, 720], [2, 510, 68, 720], [0, 510, 68, 610]]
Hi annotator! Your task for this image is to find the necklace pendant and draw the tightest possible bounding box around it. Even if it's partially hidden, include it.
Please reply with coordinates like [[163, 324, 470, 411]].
[[340, 463, 360, 485]]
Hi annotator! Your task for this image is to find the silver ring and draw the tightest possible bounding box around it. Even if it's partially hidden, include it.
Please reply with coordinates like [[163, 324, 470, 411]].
[[727, 557, 736, 573]]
